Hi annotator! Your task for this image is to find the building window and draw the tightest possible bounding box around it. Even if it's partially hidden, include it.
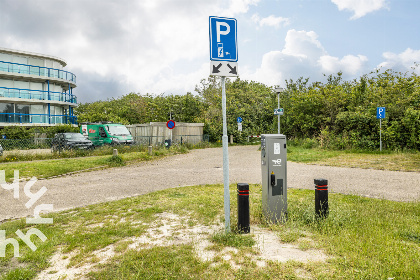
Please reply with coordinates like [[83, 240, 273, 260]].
[[31, 104, 45, 124], [16, 104, 30, 123], [0, 103, 14, 123]]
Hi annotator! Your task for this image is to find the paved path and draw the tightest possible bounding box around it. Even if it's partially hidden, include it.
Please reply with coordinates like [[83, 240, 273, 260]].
[[1, 146, 419, 221]]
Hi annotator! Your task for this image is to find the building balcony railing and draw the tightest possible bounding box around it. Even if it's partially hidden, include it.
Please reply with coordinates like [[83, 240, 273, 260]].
[[0, 113, 77, 125], [0, 86, 77, 104], [0, 60, 76, 83]]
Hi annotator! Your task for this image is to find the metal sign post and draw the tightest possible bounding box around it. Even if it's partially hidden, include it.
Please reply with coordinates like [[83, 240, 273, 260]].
[[274, 87, 284, 134], [221, 76, 230, 232], [380, 118, 382, 151], [210, 16, 238, 233], [376, 107, 385, 151], [166, 120, 175, 148]]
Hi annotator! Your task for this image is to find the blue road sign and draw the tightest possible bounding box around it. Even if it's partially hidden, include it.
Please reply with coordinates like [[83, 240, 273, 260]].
[[376, 107, 386, 119], [209, 16, 238, 62], [237, 117, 242, 123]]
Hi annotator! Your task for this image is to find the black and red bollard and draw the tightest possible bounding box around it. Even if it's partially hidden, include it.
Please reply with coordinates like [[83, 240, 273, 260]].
[[237, 183, 250, 233], [314, 179, 329, 219]]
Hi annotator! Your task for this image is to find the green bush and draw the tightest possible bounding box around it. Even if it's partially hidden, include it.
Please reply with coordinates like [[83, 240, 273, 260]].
[[0, 125, 78, 140], [106, 155, 125, 166]]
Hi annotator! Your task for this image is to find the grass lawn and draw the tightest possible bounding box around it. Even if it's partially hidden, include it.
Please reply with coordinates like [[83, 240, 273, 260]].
[[0, 184, 419, 279], [0, 145, 189, 182], [287, 146, 420, 172]]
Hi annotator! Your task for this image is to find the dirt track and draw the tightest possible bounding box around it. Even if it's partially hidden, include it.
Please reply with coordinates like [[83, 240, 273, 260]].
[[1, 146, 419, 221]]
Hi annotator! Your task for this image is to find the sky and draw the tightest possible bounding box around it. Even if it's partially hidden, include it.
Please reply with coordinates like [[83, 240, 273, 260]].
[[1, 0, 420, 103]]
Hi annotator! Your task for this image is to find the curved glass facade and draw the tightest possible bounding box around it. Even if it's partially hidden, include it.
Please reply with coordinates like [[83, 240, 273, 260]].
[[0, 87, 77, 103], [0, 60, 76, 83], [0, 48, 77, 127]]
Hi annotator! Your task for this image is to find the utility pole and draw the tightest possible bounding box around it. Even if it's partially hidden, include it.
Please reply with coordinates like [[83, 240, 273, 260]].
[[275, 86, 284, 134]]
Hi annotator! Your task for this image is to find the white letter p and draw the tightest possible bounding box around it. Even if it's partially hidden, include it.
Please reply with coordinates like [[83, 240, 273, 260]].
[[216, 21, 230, 42]]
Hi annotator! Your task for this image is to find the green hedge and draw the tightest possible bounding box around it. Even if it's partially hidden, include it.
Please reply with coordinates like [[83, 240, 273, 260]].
[[0, 125, 78, 140]]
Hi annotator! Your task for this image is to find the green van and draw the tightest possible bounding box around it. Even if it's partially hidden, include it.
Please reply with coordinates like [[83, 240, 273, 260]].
[[80, 122, 134, 146]]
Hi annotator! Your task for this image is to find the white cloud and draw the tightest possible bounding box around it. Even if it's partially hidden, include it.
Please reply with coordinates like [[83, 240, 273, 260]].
[[282, 30, 326, 60], [319, 55, 368, 75], [377, 48, 420, 74], [251, 14, 290, 29], [331, 0, 388, 19], [228, 0, 261, 15], [245, 29, 368, 87]]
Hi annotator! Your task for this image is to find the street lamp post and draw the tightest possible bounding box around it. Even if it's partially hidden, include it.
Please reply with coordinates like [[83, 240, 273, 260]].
[[275, 86, 284, 134]]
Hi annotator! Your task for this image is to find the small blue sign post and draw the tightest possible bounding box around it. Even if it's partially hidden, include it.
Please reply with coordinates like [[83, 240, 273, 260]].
[[376, 107, 386, 151], [237, 117, 242, 123]]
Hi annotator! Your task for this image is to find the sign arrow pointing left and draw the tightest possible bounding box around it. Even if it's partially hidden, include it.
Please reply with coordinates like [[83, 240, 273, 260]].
[[212, 63, 222, 73]]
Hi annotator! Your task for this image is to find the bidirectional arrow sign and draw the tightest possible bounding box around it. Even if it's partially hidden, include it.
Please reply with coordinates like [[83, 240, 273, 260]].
[[210, 61, 238, 77], [274, 108, 284, 115], [209, 16, 238, 62]]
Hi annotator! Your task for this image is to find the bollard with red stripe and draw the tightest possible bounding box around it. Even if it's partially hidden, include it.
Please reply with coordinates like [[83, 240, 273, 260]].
[[314, 179, 329, 219], [237, 183, 250, 233]]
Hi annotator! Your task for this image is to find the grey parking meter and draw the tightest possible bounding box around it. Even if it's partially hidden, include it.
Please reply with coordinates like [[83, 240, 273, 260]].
[[261, 134, 287, 223]]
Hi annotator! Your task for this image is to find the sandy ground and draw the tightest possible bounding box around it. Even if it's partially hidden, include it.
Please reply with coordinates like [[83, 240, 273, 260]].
[[1, 145, 419, 222], [35, 212, 328, 280]]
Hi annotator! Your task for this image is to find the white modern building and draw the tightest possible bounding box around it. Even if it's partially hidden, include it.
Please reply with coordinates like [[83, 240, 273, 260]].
[[0, 47, 77, 127]]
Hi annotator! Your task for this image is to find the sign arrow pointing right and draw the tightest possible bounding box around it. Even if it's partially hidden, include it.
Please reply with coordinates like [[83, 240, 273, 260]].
[[227, 63, 237, 75], [212, 63, 222, 73]]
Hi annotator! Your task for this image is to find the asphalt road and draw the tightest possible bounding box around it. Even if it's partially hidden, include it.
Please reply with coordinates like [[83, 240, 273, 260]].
[[1, 146, 419, 222]]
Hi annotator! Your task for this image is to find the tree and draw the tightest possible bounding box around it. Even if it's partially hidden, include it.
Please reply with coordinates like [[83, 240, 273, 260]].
[[196, 77, 276, 141]]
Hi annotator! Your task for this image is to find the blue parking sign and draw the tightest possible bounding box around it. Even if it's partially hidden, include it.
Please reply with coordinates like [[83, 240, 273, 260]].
[[209, 16, 238, 62], [376, 107, 386, 119]]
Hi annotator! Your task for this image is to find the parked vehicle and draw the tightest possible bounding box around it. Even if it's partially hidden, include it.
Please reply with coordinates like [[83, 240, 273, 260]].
[[80, 122, 134, 146], [51, 133, 93, 152]]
